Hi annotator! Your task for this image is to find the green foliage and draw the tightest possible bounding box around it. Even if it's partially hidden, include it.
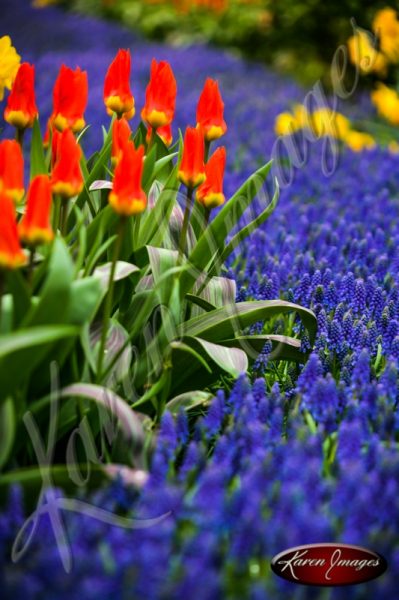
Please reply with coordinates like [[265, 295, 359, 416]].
[[67, 0, 391, 85], [0, 114, 316, 492]]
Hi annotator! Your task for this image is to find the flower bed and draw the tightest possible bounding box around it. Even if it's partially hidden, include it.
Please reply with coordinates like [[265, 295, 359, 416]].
[[1, 1, 399, 599]]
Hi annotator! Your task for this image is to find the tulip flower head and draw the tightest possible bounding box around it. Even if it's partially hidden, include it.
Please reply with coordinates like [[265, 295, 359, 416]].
[[4, 63, 38, 130], [104, 49, 135, 119], [0, 139, 24, 203], [178, 126, 206, 189], [51, 129, 83, 198], [19, 175, 54, 246], [111, 117, 132, 166], [109, 142, 146, 216], [146, 124, 173, 147], [141, 59, 177, 129], [52, 65, 88, 132], [0, 192, 26, 269], [196, 79, 227, 142], [197, 146, 226, 209]]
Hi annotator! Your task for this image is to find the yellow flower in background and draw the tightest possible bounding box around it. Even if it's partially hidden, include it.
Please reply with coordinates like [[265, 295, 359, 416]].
[[373, 7, 399, 63], [0, 36, 21, 101], [371, 83, 399, 125], [347, 31, 388, 77], [388, 140, 399, 154], [275, 103, 376, 153], [343, 130, 376, 152], [311, 109, 351, 140], [274, 103, 308, 136]]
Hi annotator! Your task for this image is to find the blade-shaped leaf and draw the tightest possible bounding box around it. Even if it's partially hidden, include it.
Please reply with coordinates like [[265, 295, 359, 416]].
[[223, 334, 308, 362], [180, 160, 273, 296], [89, 180, 113, 191], [93, 261, 140, 289], [191, 336, 248, 377], [60, 384, 144, 445], [30, 118, 47, 178], [179, 300, 317, 346], [167, 390, 213, 414], [0, 398, 15, 470]]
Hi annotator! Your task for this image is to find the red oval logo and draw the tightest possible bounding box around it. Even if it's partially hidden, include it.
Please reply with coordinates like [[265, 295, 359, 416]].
[[271, 543, 387, 586]]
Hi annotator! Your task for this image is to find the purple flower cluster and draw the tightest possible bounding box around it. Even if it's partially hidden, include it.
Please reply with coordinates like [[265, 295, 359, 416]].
[[2, 1, 399, 598], [2, 377, 399, 598]]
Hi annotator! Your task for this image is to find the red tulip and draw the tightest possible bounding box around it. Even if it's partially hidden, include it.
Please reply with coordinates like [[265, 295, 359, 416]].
[[196, 146, 226, 209], [0, 192, 26, 269], [52, 65, 88, 132], [19, 175, 54, 246], [104, 49, 135, 119], [4, 63, 38, 130], [111, 117, 132, 166], [109, 141, 146, 216], [146, 124, 173, 147], [178, 126, 206, 189], [51, 129, 83, 198], [0, 139, 24, 203], [141, 59, 177, 129], [196, 78, 227, 142]]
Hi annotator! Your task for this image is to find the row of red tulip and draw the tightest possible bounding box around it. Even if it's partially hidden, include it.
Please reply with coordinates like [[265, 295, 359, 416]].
[[0, 49, 228, 269]]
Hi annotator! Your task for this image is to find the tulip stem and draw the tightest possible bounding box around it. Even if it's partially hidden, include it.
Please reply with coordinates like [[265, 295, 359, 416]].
[[28, 248, 36, 287], [53, 195, 61, 232], [204, 139, 211, 162], [178, 187, 193, 260], [0, 272, 4, 332], [148, 127, 157, 151], [96, 216, 126, 382], [204, 208, 211, 228], [60, 199, 69, 237], [133, 213, 141, 250], [16, 128, 25, 149]]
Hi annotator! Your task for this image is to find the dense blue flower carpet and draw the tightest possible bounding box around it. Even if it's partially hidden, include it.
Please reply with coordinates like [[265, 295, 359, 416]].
[[1, 1, 399, 598]]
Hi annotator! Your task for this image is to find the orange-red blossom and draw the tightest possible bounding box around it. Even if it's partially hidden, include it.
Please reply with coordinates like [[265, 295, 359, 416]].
[[19, 175, 54, 246], [196, 78, 227, 142], [197, 146, 226, 209], [51, 129, 84, 198], [109, 141, 147, 216], [51, 64, 88, 132], [111, 117, 132, 166], [104, 49, 135, 119], [0, 192, 26, 269], [4, 62, 38, 130], [0, 139, 24, 203], [178, 126, 206, 189], [141, 59, 177, 129]]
